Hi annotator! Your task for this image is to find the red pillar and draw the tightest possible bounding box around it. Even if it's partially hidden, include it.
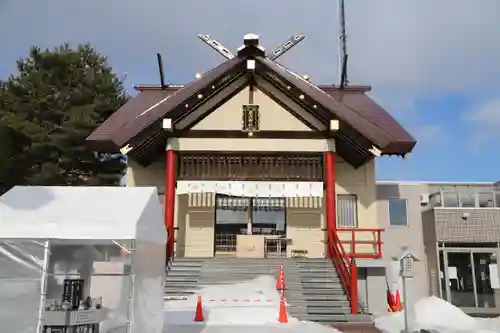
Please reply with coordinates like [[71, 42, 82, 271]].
[[165, 149, 177, 260], [324, 151, 337, 258]]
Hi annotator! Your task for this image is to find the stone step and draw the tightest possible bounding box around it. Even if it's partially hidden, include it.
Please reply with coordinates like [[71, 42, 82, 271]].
[[301, 291, 346, 297], [200, 267, 278, 275], [165, 276, 200, 283], [164, 290, 196, 296], [290, 300, 350, 307], [287, 280, 341, 286], [201, 259, 285, 263], [296, 265, 335, 269], [296, 272, 336, 275], [169, 266, 203, 271], [306, 307, 351, 315], [286, 291, 348, 298], [202, 260, 284, 264], [164, 282, 200, 289], [295, 314, 347, 323], [300, 284, 343, 290], [297, 277, 339, 282], [297, 268, 337, 275], [171, 261, 203, 267], [201, 264, 280, 268], [167, 270, 200, 279]]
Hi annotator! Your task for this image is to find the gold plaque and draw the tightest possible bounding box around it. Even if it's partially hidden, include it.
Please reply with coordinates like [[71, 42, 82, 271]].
[[242, 104, 260, 131]]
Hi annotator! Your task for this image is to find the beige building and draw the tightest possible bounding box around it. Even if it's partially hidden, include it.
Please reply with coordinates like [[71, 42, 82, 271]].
[[86, 34, 416, 314], [377, 181, 500, 316]]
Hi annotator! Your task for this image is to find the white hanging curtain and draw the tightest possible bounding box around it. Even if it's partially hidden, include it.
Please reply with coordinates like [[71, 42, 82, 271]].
[[177, 181, 323, 198]]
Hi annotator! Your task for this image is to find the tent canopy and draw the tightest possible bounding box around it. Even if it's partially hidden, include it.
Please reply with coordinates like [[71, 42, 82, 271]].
[[0, 186, 166, 244]]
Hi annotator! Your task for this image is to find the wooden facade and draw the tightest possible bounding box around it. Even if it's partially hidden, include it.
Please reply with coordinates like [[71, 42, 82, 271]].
[[177, 153, 323, 181]]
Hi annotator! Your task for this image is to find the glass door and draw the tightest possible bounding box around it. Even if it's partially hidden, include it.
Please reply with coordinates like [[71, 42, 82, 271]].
[[473, 252, 497, 308], [441, 249, 500, 310], [445, 251, 476, 308]]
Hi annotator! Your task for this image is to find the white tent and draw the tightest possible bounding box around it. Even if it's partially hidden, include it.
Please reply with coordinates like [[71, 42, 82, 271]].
[[0, 186, 167, 333]]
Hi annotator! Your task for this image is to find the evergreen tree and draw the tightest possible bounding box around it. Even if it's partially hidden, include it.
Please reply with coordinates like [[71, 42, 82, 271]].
[[0, 43, 128, 194]]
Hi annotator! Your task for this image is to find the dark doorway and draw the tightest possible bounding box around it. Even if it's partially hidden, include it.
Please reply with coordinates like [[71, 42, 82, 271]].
[[214, 194, 286, 256]]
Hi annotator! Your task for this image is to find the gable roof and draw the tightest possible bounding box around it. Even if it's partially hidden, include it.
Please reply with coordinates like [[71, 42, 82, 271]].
[[86, 38, 416, 167]]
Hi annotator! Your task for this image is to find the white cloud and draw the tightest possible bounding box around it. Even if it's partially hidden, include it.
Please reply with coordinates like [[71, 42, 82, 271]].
[[1, 0, 499, 153], [413, 124, 442, 142], [464, 99, 500, 148], [0, 0, 499, 94]]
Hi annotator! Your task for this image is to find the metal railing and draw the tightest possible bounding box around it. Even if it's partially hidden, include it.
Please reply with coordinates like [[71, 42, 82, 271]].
[[337, 228, 384, 259], [328, 230, 358, 314], [327, 227, 384, 314]]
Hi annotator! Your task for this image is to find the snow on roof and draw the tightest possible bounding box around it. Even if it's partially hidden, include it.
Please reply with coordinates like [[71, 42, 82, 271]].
[[0, 186, 166, 244]]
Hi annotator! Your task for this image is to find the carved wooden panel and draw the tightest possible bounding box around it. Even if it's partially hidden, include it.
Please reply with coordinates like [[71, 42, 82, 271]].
[[178, 153, 323, 181]]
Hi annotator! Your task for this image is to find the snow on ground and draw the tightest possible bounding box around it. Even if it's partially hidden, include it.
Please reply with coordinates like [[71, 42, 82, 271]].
[[164, 275, 500, 333], [2, 272, 500, 333], [163, 275, 341, 333], [374, 296, 500, 333]]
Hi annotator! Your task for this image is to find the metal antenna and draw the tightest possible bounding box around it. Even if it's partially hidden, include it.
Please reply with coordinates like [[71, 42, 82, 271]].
[[157, 53, 166, 89], [268, 35, 306, 61], [197, 34, 235, 60], [338, 0, 349, 88]]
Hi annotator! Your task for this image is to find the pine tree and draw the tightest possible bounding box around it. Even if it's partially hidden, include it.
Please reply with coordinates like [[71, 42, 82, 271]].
[[0, 43, 129, 194]]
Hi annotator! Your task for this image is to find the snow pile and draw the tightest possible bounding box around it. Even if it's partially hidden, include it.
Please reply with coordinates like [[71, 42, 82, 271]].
[[163, 275, 342, 333], [375, 296, 500, 333]]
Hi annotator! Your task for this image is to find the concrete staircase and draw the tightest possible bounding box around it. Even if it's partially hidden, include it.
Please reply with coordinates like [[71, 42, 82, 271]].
[[164, 257, 370, 324], [283, 258, 352, 324]]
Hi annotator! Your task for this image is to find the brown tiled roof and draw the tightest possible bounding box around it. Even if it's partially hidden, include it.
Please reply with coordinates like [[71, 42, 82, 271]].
[[256, 57, 415, 154], [86, 88, 177, 151], [322, 87, 416, 154], [86, 49, 415, 160], [86, 56, 246, 150]]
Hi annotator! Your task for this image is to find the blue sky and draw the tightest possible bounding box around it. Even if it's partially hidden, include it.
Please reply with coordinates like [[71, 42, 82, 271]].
[[1, 0, 499, 182]]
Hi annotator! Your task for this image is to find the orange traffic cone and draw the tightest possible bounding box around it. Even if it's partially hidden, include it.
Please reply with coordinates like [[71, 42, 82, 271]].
[[276, 265, 286, 290], [278, 295, 288, 323], [193, 295, 205, 322], [395, 290, 402, 311]]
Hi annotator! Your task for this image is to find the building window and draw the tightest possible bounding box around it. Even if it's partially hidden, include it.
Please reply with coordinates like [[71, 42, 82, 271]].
[[388, 199, 408, 226], [337, 194, 358, 228], [478, 192, 495, 207], [457, 186, 475, 207], [495, 190, 500, 208], [442, 187, 459, 207], [429, 193, 442, 208]]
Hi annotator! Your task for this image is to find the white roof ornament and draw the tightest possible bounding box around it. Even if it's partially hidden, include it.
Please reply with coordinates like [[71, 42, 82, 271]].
[[268, 35, 306, 61], [197, 34, 235, 60], [244, 33, 260, 45]]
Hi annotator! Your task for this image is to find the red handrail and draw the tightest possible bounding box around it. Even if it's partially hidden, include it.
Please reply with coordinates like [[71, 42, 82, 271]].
[[328, 229, 358, 314], [328, 228, 384, 314], [337, 228, 384, 259]]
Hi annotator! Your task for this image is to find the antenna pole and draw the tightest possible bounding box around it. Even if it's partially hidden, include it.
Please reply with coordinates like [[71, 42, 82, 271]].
[[157, 53, 166, 89], [338, 0, 349, 88]]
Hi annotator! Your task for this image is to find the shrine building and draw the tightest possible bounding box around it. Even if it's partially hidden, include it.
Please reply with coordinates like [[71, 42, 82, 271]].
[[86, 33, 416, 262]]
